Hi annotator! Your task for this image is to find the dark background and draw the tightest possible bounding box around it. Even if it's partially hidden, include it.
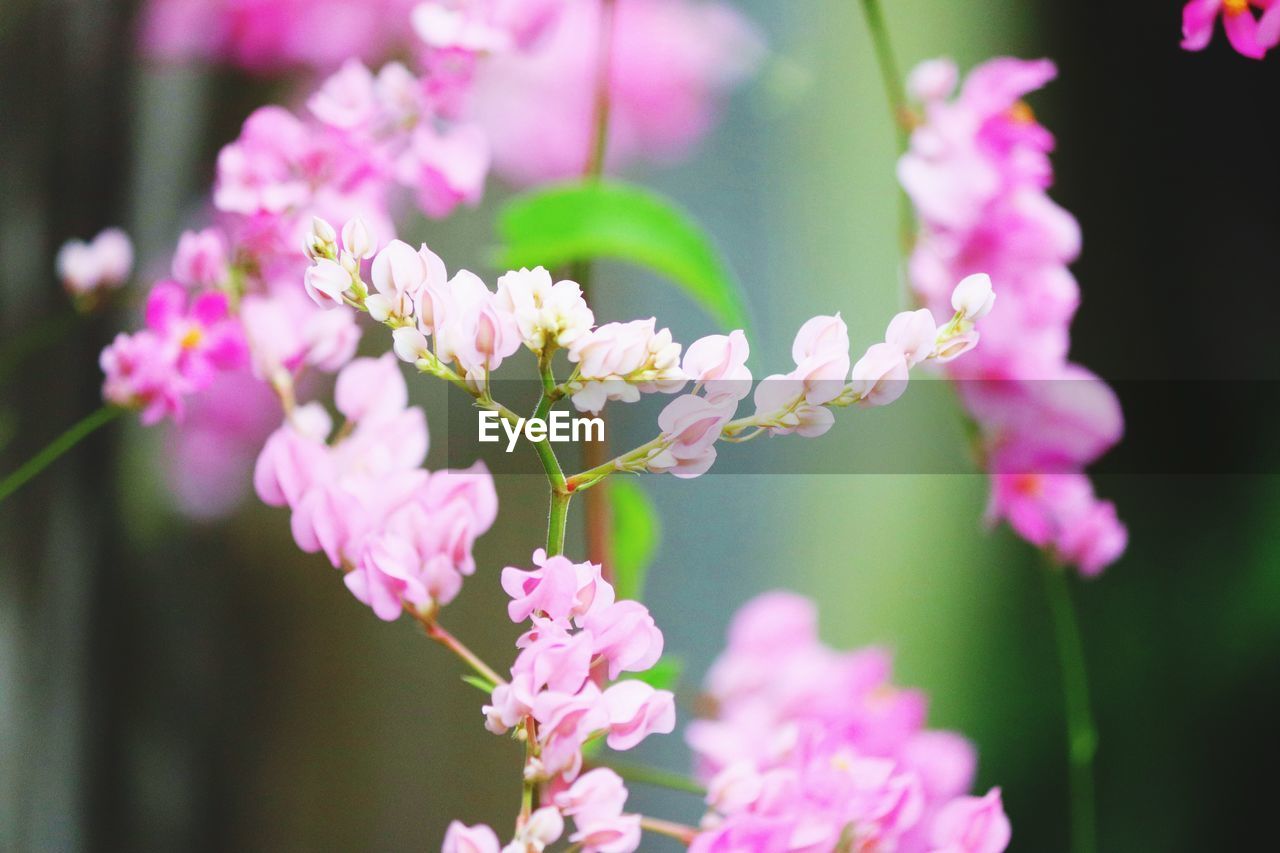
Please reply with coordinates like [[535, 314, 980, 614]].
[[1, 1, 1278, 850]]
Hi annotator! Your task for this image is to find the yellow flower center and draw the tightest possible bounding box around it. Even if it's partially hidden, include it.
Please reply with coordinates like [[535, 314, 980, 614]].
[[180, 327, 203, 349], [1008, 101, 1036, 125], [1224, 0, 1250, 15]]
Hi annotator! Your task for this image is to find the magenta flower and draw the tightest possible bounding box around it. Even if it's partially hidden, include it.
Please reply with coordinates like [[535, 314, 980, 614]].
[[900, 57, 1126, 575], [1182, 0, 1280, 59], [101, 281, 247, 424]]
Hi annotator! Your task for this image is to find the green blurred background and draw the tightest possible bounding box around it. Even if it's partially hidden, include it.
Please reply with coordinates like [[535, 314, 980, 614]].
[[3, 1, 1279, 850]]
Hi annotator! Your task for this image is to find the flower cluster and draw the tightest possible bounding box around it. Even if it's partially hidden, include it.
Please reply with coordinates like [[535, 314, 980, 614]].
[[1181, 0, 1280, 59], [305, 216, 988, 483], [686, 592, 1011, 852], [462, 551, 673, 852], [899, 57, 1126, 576], [138, 0, 420, 73], [56, 228, 133, 307], [254, 354, 498, 621], [138, 0, 763, 184]]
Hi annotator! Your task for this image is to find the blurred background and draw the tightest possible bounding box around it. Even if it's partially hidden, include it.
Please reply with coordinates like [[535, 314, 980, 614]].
[[2, 0, 1279, 850]]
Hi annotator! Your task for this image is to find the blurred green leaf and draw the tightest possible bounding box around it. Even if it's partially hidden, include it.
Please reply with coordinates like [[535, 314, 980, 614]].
[[610, 479, 661, 602], [461, 674, 496, 694], [624, 657, 683, 692], [495, 180, 750, 332]]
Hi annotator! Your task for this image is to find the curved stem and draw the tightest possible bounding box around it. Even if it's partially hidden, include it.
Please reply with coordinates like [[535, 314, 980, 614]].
[[409, 609, 507, 687], [0, 405, 121, 504], [855, 0, 916, 251], [1042, 563, 1099, 853], [639, 816, 697, 845], [594, 759, 706, 796]]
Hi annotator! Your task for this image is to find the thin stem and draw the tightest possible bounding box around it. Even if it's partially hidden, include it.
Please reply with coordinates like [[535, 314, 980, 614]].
[[572, 0, 619, 573], [584, 0, 618, 180], [0, 405, 121, 504], [639, 816, 698, 845], [1042, 562, 1099, 853], [546, 490, 572, 557], [855, 0, 916, 252], [595, 760, 706, 796], [412, 610, 508, 688]]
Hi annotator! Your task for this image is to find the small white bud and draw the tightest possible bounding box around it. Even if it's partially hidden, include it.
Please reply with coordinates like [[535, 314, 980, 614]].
[[341, 216, 375, 260], [951, 273, 995, 321]]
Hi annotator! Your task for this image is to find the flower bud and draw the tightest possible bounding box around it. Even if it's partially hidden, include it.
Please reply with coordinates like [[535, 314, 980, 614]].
[[884, 308, 938, 367], [341, 216, 375, 260], [850, 342, 910, 407], [304, 258, 351, 309], [951, 273, 995, 320]]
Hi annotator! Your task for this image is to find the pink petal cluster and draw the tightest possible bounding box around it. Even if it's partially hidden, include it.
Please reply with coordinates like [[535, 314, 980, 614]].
[[138, 0, 421, 73], [899, 57, 1126, 576], [465, 0, 765, 185], [56, 228, 133, 299], [254, 355, 498, 620], [100, 282, 247, 424], [686, 592, 1010, 853], [1181, 0, 1280, 59], [485, 550, 674, 790]]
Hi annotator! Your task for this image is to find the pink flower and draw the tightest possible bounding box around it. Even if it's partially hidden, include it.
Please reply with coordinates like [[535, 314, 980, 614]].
[[647, 394, 735, 479], [172, 228, 228, 289], [885, 309, 939, 368], [467, 0, 765, 185], [335, 354, 408, 423], [502, 550, 611, 624], [850, 342, 910, 408], [682, 330, 752, 402], [987, 473, 1127, 577], [790, 314, 851, 405], [57, 228, 133, 297], [533, 686, 610, 780], [102, 282, 247, 423], [686, 592, 1006, 853], [601, 681, 676, 750], [1182, 0, 1280, 59], [398, 122, 490, 218], [441, 820, 501, 853], [929, 788, 1011, 853], [555, 768, 630, 827], [567, 318, 685, 413], [582, 600, 664, 679]]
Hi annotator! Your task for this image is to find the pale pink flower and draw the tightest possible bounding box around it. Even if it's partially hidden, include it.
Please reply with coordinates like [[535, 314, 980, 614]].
[[441, 820, 501, 853], [335, 354, 408, 423], [929, 788, 1011, 853], [601, 681, 676, 750], [850, 342, 910, 408], [647, 394, 735, 479], [172, 228, 228, 289], [494, 267, 594, 352], [682, 330, 751, 402], [790, 313, 851, 405], [57, 228, 133, 297], [502, 550, 610, 624], [555, 768, 630, 826], [398, 122, 490, 218], [885, 309, 939, 368], [532, 686, 610, 780]]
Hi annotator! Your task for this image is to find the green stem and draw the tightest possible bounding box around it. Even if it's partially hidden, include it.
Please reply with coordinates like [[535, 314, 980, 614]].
[[584, 0, 618, 180], [856, 0, 915, 252], [0, 405, 121, 504], [1042, 563, 1099, 853], [546, 490, 571, 558], [595, 759, 706, 796]]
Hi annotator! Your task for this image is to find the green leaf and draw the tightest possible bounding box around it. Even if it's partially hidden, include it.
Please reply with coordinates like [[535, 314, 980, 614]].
[[461, 674, 497, 694], [495, 180, 750, 332], [610, 479, 660, 602], [624, 657, 684, 692]]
